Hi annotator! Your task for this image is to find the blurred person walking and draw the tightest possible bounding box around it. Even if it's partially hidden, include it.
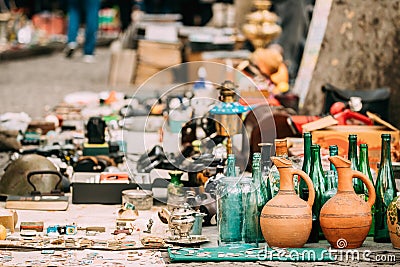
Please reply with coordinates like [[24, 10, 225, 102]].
[[65, 0, 100, 63]]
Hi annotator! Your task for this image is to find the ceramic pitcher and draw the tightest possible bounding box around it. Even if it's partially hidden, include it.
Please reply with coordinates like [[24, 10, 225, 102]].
[[320, 156, 376, 249], [260, 157, 315, 248], [387, 196, 400, 249]]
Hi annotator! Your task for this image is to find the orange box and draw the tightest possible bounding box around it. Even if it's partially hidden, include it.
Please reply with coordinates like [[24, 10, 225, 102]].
[[32, 13, 66, 35], [311, 125, 399, 170]]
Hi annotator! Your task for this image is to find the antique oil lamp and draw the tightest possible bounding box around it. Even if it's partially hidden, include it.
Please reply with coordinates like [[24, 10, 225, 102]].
[[210, 81, 250, 155], [242, 0, 282, 49]]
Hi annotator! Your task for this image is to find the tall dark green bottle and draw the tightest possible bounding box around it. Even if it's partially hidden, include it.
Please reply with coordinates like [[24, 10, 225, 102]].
[[252, 152, 270, 242], [348, 134, 364, 196], [374, 134, 397, 242], [300, 132, 312, 201], [308, 144, 326, 242], [358, 143, 375, 236]]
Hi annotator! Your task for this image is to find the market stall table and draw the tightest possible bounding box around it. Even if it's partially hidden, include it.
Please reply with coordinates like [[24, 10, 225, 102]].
[[0, 199, 400, 266]]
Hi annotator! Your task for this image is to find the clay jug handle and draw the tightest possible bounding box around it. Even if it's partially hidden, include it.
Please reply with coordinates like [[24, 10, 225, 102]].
[[290, 169, 315, 207], [352, 170, 376, 208]]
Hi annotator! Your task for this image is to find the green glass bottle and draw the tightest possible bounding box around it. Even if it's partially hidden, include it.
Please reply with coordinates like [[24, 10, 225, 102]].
[[258, 143, 273, 201], [269, 139, 289, 197], [167, 170, 185, 211], [322, 170, 337, 206], [329, 145, 338, 174], [348, 134, 364, 196], [241, 177, 258, 245], [374, 134, 397, 243], [358, 143, 375, 236], [226, 154, 236, 177], [299, 132, 312, 201], [252, 152, 270, 242], [308, 144, 326, 242]]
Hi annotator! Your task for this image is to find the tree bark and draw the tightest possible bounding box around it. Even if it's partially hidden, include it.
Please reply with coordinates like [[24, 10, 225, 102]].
[[302, 0, 400, 127]]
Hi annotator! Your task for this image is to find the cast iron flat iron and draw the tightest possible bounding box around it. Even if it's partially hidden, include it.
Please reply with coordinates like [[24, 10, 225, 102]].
[[5, 170, 69, 211]]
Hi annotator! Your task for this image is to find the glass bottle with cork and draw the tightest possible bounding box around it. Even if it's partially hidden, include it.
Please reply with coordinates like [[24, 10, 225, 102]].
[[374, 134, 397, 243]]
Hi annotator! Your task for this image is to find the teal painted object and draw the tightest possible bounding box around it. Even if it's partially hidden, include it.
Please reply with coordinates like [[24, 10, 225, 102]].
[[168, 245, 334, 262], [210, 102, 252, 115]]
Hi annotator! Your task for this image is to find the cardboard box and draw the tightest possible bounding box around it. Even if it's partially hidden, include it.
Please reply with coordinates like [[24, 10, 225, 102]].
[[311, 125, 399, 170], [71, 172, 151, 204], [83, 143, 109, 156], [108, 49, 137, 86]]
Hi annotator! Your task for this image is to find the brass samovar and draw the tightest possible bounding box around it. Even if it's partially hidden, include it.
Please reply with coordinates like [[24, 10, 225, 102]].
[[242, 0, 281, 49]]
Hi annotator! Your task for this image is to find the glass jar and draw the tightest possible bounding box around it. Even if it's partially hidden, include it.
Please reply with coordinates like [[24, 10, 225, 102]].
[[241, 177, 259, 246], [217, 176, 243, 245], [167, 170, 185, 211]]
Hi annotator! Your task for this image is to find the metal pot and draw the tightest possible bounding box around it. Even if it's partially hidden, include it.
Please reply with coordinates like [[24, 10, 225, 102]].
[[169, 204, 196, 238]]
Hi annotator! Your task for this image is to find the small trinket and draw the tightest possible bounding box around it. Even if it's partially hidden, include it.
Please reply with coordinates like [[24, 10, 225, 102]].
[[143, 219, 153, 233], [65, 225, 77, 235], [113, 229, 132, 235], [41, 250, 55, 254], [140, 236, 165, 248]]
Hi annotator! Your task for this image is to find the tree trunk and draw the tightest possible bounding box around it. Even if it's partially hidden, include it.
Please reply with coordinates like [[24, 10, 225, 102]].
[[301, 0, 400, 127]]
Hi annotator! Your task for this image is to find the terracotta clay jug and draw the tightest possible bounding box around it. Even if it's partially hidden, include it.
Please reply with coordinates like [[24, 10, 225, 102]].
[[387, 196, 400, 249], [260, 157, 315, 248], [320, 156, 376, 249]]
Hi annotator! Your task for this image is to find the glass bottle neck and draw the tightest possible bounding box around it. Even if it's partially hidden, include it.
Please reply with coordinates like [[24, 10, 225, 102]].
[[381, 138, 392, 165], [359, 146, 369, 166], [348, 139, 358, 161], [303, 135, 312, 164], [252, 162, 262, 182], [259, 144, 272, 170], [226, 155, 236, 176], [329, 146, 338, 171], [311, 148, 323, 174]]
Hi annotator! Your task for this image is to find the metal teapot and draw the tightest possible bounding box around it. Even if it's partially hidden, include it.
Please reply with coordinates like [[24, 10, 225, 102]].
[[159, 203, 201, 238], [169, 203, 197, 238]]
